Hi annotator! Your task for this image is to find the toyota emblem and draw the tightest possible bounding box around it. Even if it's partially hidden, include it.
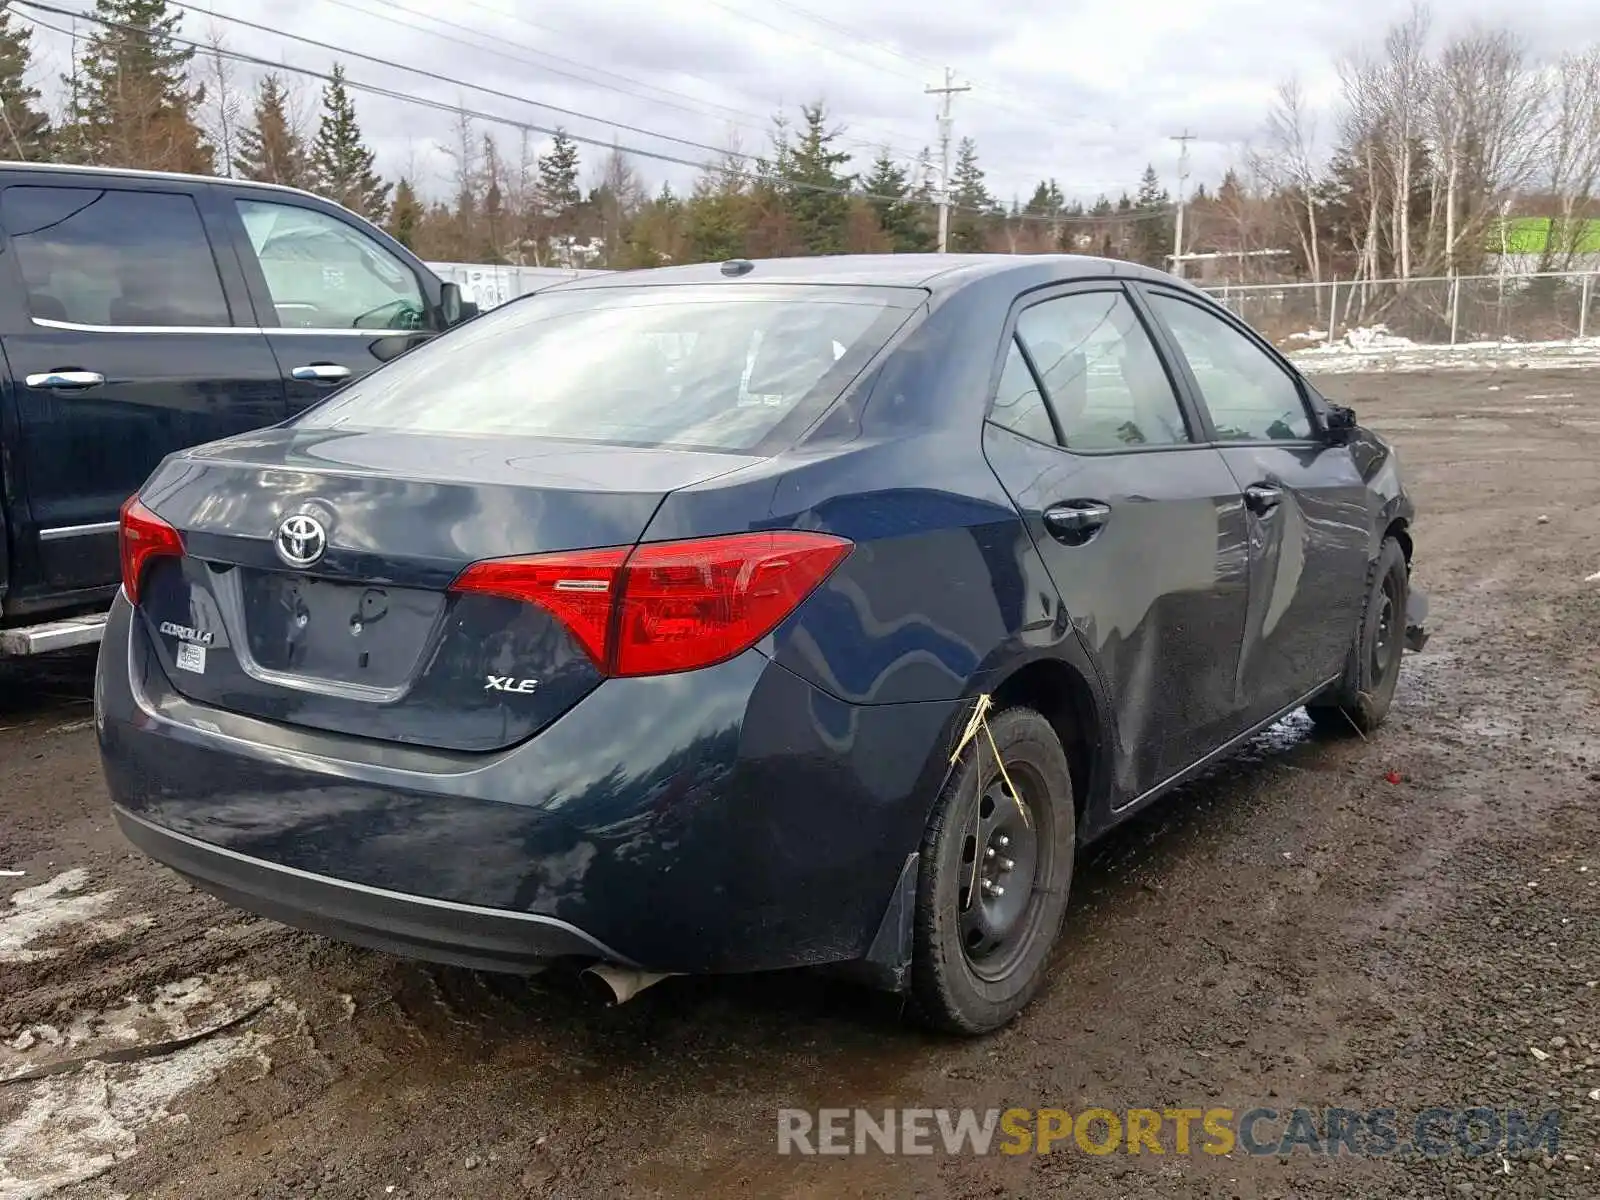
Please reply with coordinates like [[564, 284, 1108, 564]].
[[275, 513, 328, 569]]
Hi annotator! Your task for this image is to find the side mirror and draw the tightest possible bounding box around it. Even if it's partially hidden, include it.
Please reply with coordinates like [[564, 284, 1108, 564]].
[[439, 281, 465, 327], [1324, 403, 1358, 443]]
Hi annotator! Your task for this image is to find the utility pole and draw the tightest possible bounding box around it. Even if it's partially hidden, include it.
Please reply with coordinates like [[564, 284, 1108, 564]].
[[1171, 130, 1195, 278], [926, 68, 971, 253]]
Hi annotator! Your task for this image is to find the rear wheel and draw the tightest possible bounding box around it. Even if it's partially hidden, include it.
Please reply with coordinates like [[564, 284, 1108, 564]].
[[1307, 536, 1408, 736], [910, 706, 1075, 1035]]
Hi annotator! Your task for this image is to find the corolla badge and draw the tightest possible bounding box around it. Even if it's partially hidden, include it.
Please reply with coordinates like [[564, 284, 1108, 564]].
[[275, 513, 328, 569]]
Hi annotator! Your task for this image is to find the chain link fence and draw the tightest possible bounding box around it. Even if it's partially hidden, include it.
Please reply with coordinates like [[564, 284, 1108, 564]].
[[1204, 271, 1600, 349]]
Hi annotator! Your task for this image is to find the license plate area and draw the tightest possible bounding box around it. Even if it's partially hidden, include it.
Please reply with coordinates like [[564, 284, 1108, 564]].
[[239, 571, 445, 688]]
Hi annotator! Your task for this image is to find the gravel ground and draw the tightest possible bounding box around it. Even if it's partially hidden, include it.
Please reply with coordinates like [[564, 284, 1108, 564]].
[[1, 366, 1597, 1199]]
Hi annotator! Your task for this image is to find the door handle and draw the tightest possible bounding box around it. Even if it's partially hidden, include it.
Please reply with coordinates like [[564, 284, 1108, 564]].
[[1043, 500, 1112, 543], [26, 369, 105, 391], [291, 363, 353, 382], [1244, 483, 1283, 514]]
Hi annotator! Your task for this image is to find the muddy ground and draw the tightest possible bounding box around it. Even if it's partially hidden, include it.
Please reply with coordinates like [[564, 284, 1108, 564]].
[[1, 367, 1597, 1199]]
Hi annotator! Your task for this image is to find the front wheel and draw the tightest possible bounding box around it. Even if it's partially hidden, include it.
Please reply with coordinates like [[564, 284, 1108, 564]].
[[1307, 536, 1409, 736], [910, 705, 1076, 1035]]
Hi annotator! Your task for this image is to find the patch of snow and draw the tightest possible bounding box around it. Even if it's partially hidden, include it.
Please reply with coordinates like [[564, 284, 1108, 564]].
[[0, 975, 286, 1198], [0, 871, 150, 964], [1285, 328, 1328, 342], [0, 1030, 271, 1199], [1292, 334, 1600, 375]]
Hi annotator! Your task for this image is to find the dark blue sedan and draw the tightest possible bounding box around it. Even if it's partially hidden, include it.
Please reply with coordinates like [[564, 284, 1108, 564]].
[[96, 254, 1427, 1033]]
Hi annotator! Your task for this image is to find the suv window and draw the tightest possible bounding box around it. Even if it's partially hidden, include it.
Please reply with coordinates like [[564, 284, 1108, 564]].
[[237, 199, 426, 331], [1147, 292, 1312, 441], [1015, 291, 1190, 449], [2, 186, 231, 328]]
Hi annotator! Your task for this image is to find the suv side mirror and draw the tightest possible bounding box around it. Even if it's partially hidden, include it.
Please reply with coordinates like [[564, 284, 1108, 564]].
[[1324, 403, 1357, 443], [439, 281, 465, 327]]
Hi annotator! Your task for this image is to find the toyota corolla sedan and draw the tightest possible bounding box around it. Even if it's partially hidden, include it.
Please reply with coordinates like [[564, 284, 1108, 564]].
[[96, 254, 1428, 1034]]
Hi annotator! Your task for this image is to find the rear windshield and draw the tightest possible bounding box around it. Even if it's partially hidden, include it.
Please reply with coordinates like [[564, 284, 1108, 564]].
[[295, 283, 921, 451]]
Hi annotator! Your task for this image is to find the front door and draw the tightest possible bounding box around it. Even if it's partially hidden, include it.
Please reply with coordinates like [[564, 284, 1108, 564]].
[[981, 283, 1251, 801], [217, 192, 440, 416], [1141, 286, 1372, 723], [0, 179, 284, 599]]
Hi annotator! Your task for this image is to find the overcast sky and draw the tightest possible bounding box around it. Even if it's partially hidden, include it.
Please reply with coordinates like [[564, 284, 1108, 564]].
[[18, 0, 1600, 204]]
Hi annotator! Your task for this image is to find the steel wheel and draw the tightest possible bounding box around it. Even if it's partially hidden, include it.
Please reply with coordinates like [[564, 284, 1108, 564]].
[[957, 762, 1053, 982]]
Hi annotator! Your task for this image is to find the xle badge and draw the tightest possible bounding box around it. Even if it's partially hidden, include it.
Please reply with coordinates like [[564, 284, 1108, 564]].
[[485, 676, 539, 694]]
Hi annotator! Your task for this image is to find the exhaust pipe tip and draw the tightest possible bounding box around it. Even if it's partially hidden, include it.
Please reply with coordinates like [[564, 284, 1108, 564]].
[[579, 963, 676, 1006]]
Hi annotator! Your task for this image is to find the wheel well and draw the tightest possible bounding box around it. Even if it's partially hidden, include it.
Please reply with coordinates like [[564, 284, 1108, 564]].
[[992, 660, 1096, 819], [1385, 517, 1413, 565]]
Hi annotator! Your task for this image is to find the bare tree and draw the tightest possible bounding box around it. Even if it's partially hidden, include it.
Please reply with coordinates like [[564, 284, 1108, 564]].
[[1378, 2, 1433, 281], [592, 142, 645, 266], [1260, 77, 1324, 284], [1539, 47, 1600, 270], [1428, 27, 1546, 274], [199, 23, 242, 178]]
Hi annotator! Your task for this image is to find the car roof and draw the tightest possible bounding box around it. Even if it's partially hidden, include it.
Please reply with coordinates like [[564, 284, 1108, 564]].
[[544, 253, 1187, 295], [0, 160, 327, 205]]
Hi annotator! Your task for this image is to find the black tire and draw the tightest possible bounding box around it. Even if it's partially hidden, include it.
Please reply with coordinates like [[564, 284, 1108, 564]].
[[910, 705, 1076, 1035], [1307, 536, 1408, 736]]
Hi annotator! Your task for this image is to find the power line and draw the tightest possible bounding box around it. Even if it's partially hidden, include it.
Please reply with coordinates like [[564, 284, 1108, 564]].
[[354, 0, 928, 162], [13, 0, 1175, 226]]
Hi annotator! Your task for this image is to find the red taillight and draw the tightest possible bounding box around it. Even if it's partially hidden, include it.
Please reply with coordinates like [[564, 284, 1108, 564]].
[[118, 495, 184, 605], [450, 547, 629, 667], [450, 531, 852, 678]]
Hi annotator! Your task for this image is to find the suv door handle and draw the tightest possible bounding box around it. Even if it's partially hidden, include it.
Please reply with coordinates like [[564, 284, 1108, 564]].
[[1244, 483, 1283, 514], [26, 369, 105, 391], [1043, 500, 1112, 543], [291, 363, 353, 383]]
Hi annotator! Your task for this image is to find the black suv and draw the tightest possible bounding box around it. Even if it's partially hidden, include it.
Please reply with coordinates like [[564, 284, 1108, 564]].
[[0, 163, 472, 656]]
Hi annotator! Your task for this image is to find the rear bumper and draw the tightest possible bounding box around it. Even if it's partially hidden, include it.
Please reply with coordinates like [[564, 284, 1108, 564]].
[[96, 594, 961, 975], [114, 805, 631, 972]]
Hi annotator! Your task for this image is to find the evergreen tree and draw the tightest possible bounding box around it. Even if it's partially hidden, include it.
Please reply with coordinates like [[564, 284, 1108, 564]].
[[862, 149, 929, 252], [310, 65, 389, 221], [0, 11, 50, 160], [234, 73, 309, 188], [1024, 179, 1065, 219], [387, 177, 423, 249], [949, 137, 994, 252], [67, 0, 211, 172], [781, 103, 853, 255], [537, 130, 581, 226], [1132, 164, 1173, 268]]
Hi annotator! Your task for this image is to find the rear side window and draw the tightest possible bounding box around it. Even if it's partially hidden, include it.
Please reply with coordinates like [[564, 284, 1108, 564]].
[[989, 337, 1056, 444], [1, 186, 230, 328], [1015, 291, 1191, 450], [296, 284, 919, 452]]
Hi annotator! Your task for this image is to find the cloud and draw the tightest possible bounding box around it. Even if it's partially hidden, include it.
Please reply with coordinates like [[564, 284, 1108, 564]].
[[18, 0, 1600, 205]]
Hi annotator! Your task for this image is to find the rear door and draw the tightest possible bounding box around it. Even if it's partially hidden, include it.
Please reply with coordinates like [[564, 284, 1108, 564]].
[[1139, 285, 1372, 723], [214, 189, 443, 416], [0, 176, 285, 599], [980, 282, 1252, 801]]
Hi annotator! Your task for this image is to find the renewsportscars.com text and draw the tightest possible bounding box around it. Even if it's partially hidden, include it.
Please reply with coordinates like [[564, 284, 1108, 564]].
[[776, 1106, 1563, 1158]]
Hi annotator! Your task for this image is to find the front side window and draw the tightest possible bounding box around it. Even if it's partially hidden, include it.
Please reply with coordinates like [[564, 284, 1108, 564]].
[[1014, 291, 1191, 450], [237, 199, 425, 331], [2, 186, 230, 328], [295, 284, 918, 452], [1146, 292, 1313, 441]]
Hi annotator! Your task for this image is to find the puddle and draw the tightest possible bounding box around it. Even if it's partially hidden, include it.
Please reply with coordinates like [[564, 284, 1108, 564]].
[[0, 871, 151, 964]]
